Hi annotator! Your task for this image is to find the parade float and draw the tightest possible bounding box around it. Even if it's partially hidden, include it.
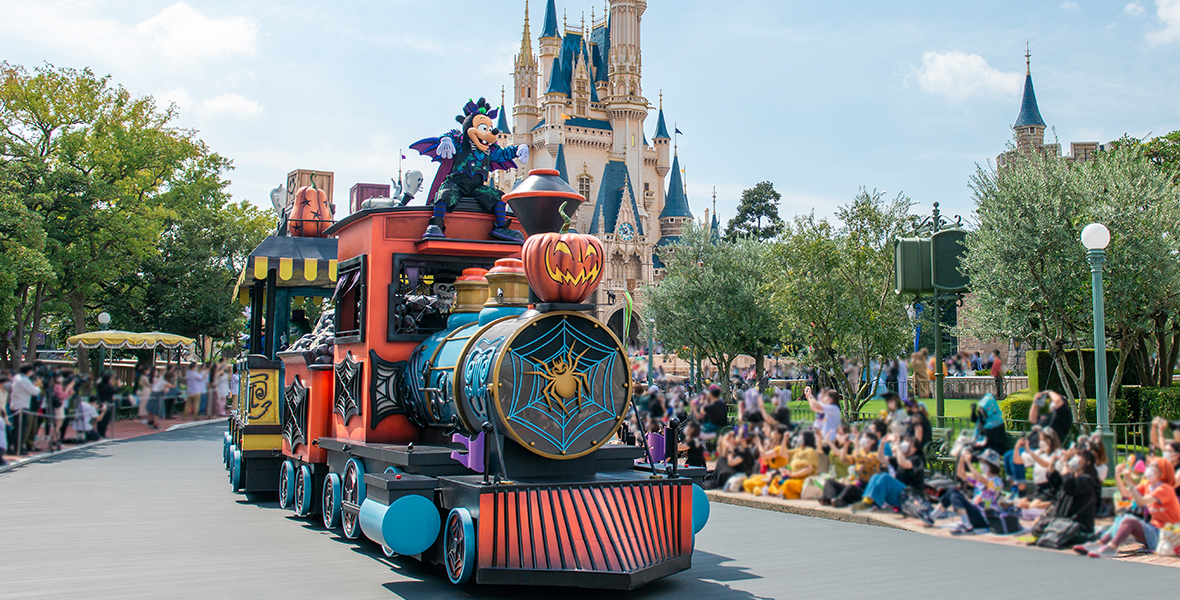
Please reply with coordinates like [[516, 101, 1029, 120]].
[[224, 98, 709, 589]]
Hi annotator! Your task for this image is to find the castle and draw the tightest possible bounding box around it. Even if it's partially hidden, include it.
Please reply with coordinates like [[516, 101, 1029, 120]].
[[491, 0, 694, 339], [996, 49, 1107, 168]]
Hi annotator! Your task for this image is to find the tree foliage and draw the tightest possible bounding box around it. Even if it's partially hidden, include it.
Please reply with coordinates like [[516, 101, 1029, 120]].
[[725, 181, 785, 241], [963, 143, 1180, 424], [0, 62, 249, 369], [773, 189, 915, 410], [645, 222, 781, 394]]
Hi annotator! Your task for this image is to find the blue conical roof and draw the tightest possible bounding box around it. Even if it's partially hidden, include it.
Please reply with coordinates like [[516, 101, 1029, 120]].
[[1014, 74, 1046, 128], [654, 107, 670, 139], [554, 144, 569, 182], [497, 106, 511, 135], [540, 0, 560, 39], [660, 155, 692, 219]]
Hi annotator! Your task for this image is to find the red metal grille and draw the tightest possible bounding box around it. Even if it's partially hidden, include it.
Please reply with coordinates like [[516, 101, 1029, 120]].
[[477, 481, 691, 573]]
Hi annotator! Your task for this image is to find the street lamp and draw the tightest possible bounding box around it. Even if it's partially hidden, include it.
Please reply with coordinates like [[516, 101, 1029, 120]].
[[97, 312, 111, 373], [1081, 223, 1115, 467]]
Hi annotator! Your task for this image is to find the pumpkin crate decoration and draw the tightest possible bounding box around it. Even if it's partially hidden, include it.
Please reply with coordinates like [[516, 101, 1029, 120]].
[[289, 172, 336, 238]]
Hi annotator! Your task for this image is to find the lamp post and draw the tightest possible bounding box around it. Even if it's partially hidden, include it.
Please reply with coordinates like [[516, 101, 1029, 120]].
[[97, 311, 112, 439], [1081, 223, 1115, 468], [647, 316, 655, 387]]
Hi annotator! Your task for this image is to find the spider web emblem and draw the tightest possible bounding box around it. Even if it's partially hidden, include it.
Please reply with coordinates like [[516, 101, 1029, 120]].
[[283, 376, 308, 449], [334, 351, 363, 422], [500, 316, 627, 456]]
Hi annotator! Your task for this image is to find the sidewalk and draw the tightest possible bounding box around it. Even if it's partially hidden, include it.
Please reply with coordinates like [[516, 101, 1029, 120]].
[[2, 416, 226, 471], [706, 490, 1180, 568]]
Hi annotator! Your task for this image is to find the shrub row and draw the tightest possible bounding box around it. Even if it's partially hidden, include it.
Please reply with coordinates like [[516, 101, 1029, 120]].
[[999, 389, 1132, 424]]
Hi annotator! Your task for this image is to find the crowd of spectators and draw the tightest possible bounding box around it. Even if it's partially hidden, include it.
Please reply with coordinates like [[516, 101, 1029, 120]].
[[3, 359, 236, 464], [628, 367, 1180, 558]]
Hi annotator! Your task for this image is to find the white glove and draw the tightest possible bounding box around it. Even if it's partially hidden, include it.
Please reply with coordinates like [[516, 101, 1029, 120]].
[[515, 144, 529, 164], [438, 137, 456, 159]]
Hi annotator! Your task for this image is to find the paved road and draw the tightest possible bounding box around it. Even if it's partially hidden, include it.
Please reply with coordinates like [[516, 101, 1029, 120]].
[[0, 423, 1175, 600]]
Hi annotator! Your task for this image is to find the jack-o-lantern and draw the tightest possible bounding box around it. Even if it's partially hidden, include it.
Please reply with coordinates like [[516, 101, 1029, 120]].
[[521, 202, 604, 303], [289, 173, 334, 237]]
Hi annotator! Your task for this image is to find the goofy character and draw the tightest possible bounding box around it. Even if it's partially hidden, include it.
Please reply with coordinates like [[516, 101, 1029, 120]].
[[410, 97, 529, 241]]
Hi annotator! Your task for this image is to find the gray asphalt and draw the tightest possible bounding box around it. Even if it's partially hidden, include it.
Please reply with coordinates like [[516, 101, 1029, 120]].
[[0, 422, 1175, 600]]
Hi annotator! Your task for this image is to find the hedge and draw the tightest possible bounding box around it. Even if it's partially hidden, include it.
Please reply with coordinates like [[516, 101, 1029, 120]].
[[1026, 349, 1138, 397], [999, 389, 1132, 424], [1137, 386, 1180, 421]]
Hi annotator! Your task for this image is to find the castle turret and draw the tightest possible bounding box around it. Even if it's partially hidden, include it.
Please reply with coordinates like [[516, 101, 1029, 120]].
[[513, 0, 539, 138], [653, 92, 670, 179], [659, 153, 691, 240], [538, 0, 561, 96], [1014, 45, 1046, 152]]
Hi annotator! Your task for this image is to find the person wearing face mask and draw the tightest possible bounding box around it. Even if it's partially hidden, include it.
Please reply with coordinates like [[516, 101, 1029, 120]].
[[851, 433, 927, 520], [806, 387, 842, 442], [970, 393, 1009, 458], [1014, 428, 1064, 510], [928, 449, 1005, 534], [1151, 416, 1180, 455], [904, 397, 933, 451], [821, 431, 880, 508], [761, 431, 820, 499], [1082, 457, 1180, 558], [881, 392, 909, 438], [1029, 390, 1072, 446], [1045, 448, 1101, 548]]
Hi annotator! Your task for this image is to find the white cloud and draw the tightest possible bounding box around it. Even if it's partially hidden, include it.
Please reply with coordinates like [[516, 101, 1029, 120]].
[[1059, 1, 1079, 9], [909, 51, 1023, 102], [1147, 0, 1180, 44], [1125, 1, 1146, 16], [158, 89, 262, 119], [199, 93, 263, 118], [0, 1, 257, 66]]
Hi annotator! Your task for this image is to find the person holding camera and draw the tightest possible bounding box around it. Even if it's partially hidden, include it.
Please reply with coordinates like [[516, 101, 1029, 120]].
[[1029, 390, 1072, 445]]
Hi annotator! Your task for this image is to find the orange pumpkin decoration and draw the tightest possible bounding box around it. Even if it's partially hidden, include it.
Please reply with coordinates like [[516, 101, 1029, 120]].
[[289, 173, 334, 237], [521, 202, 604, 303]]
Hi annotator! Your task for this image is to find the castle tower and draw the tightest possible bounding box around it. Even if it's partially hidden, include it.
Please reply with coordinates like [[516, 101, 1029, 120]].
[[659, 153, 691, 240], [606, 0, 647, 205], [538, 0, 561, 96], [1014, 45, 1046, 153], [513, 1, 539, 137], [653, 93, 670, 176]]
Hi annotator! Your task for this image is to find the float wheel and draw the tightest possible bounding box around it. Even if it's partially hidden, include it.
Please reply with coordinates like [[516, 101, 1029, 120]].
[[278, 460, 295, 509], [445, 508, 476, 584], [341, 458, 365, 539], [295, 464, 314, 517], [322, 472, 342, 529], [223, 432, 230, 467], [230, 448, 242, 492]]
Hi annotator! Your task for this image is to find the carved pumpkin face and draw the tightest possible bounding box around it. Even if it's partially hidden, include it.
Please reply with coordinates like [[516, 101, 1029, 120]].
[[288, 173, 334, 237], [522, 232, 604, 303]]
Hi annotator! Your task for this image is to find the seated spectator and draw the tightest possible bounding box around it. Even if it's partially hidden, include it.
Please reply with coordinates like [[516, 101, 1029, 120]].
[[769, 388, 792, 432], [970, 393, 1008, 457], [851, 433, 927, 518], [73, 396, 101, 442], [806, 386, 841, 442], [697, 385, 728, 435], [929, 449, 1004, 534], [881, 392, 909, 438], [905, 397, 933, 450], [1047, 447, 1101, 540], [1014, 428, 1063, 509], [746, 431, 820, 498], [1030, 390, 1072, 446], [1079, 431, 1110, 482], [821, 431, 880, 508], [707, 431, 756, 491], [1151, 416, 1180, 454], [825, 424, 854, 480], [679, 421, 707, 468], [1082, 457, 1180, 558], [741, 387, 764, 425]]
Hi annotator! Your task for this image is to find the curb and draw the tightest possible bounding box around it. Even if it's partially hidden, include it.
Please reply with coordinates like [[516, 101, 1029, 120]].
[[704, 490, 924, 534], [0, 418, 226, 474], [166, 417, 227, 432]]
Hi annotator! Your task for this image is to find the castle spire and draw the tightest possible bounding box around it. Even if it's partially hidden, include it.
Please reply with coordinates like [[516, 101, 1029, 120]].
[[540, 0, 559, 39], [653, 93, 670, 140], [498, 86, 511, 134], [517, 0, 535, 67], [1014, 45, 1046, 128], [660, 154, 692, 219], [1025, 41, 1031, 76]]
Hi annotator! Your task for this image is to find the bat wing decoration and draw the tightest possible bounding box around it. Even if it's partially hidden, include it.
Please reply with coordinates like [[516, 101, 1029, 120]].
[[410, 132, 457, 205]]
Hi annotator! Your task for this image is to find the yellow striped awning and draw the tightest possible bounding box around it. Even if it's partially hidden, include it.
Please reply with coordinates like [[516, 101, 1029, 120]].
[[230, 235, 339, 303]]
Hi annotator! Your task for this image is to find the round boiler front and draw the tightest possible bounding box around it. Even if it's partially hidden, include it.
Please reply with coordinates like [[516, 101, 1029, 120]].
[[455, 311, 631, 460]]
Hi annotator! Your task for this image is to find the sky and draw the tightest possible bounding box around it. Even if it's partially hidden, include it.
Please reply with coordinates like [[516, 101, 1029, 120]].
[[2, 0, 1179, 227]]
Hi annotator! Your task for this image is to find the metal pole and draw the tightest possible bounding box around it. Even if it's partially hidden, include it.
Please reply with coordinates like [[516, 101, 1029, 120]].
[[1088, 248, 1115, 466], [647, 319, 655, 387], [933, 295, 945, 424]]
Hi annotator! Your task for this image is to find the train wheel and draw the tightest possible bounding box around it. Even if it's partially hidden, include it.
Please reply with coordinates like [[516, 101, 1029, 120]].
[[223, 432, 230, 467], [230, 448, 242, 493], [295, 464, 314, 517], [227, 444, 236, 479], [341, 458, 366, 540], [445, 508, 475, 585], [278, 460, 295, 510], [322, 472, 342, 529]]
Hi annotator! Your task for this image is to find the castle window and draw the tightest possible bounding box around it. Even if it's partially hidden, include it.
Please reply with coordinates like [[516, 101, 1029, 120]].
[[578, 174, 592, 202], [644, 183, 649, 192]]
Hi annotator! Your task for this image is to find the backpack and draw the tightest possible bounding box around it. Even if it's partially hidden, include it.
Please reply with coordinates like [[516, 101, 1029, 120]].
[[899, 487, 934, 521], [986, 508, 1022, 535]]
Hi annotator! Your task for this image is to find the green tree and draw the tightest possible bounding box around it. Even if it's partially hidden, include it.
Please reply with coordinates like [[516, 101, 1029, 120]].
[[772, 189, 915, 410], [725, 181, 785, 241], [963, 145, 1180, 424], [0, 63, 236, 372], [646, 222, 781, 395], [0, 164, 54, 367]]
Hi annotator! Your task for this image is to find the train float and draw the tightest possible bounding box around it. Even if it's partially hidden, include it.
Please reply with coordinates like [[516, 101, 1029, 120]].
[[223, 126, 709, 588]]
